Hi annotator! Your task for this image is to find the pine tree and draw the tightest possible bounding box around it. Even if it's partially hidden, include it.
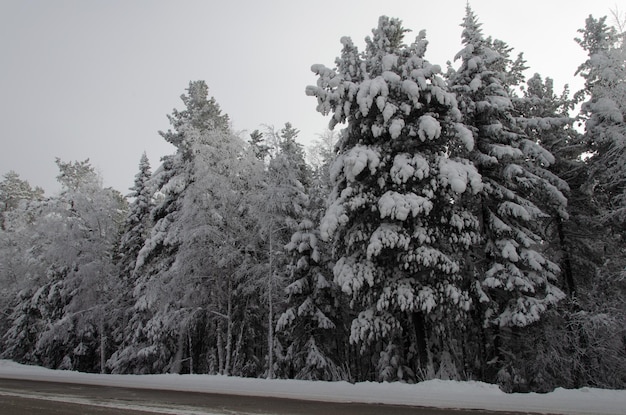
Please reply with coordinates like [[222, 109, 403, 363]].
[[0, 171, 44, 230], [3, 160, 125, 372], [117, 153, 153, 282], [557, 14, 626, 390], [448, 6, 567, 388], [111, 81, 266, 376], [256, 123, 312, 378], [249, 129, 272, 161], [515, 74, 583, 294], [575, 15, 626, 238], [0, 172, 46, 361], [107, 153, 154, 362], [307, 16, 482, 380]]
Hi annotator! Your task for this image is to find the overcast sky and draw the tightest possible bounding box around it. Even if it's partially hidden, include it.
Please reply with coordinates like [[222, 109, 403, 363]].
[[0, 0, 621, 195]]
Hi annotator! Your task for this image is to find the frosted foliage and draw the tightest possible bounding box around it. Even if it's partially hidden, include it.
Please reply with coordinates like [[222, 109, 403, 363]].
[[520, 140, 555, 166], [590, 97, 624, 123], [331, 145, 381, 183], [378, 191, 433, 220], [333, 256, 375, 296], [276, 308, 296, 332], [411, 246, 460, 274], [382, 54, 398, 71], [498, 201, 531, 221], [455, 123, 474, 151], [488, 144, 523, 160], [366, 224, 410, 259], [438, 158, 482, 194], [390, 153, 430, 184], [417, 115, 441, 141], [496, 285, 565, 327], [417, 287, 437, 313], [314, 309, 336, 329], [520, 249, 547, 272], [349, 309, 399, 344], [286, 277, 306, 296], [357, 78, 390, 117], [320, 194, 349, 241], [498, 239, 520, 262], [382, 102, 397, 122], [389, 118, 405, 139]]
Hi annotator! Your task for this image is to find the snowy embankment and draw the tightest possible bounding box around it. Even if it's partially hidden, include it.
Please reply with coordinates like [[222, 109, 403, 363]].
[[0, 360, 624, 415]]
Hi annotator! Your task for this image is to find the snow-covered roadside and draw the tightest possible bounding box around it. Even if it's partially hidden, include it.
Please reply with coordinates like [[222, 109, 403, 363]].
[[0, 360, 624, 415]]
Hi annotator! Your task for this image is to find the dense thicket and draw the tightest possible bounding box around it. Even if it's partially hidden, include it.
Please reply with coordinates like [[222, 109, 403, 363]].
[[1, 8, 624, 392]]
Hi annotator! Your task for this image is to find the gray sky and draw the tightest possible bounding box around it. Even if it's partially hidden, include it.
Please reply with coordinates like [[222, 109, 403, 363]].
[[0, 0, 621, 194]]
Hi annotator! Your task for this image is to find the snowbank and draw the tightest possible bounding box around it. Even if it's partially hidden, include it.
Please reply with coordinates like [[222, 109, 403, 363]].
[[0, 360, 624, 415]]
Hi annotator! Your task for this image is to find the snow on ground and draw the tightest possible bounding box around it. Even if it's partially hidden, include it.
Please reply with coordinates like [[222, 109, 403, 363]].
[[0, 360, 624, 415]]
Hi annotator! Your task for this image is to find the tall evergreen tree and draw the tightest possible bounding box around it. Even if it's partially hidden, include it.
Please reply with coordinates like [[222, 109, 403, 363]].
[[256, 123, 312, 378], [307, 16, 482, 380], [110, 81, 265, 376], [3, 160, 125, 372], [557, 14, 626, 390], [117, 153, 153, 282], [0, 171, 44, 231], [448, 6, 567, 388], [515, 74, 582, 295], [575, 15, 626, 237]]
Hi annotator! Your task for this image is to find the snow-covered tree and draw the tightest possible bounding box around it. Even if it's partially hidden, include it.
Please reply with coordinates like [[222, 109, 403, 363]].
[[575, 15, 626, 236], [249, 129, 272, 161], [307, 16, 482, 379], [514, 74, 585, 295], [0, 171, 44, 230], [549, 14, 626, 391], [110, 81, 265, 376], [108, 153, 154, 360], [447, 6, 568, 388], [2, 160, 125, 372], [450, 6, 566, 327], [253, 123, 313, 378], [116, 152, 153, 282], [0, 172, 46, 358]]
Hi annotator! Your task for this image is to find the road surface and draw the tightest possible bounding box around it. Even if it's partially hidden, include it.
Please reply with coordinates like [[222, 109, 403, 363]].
[[0, 378, 523, 415]]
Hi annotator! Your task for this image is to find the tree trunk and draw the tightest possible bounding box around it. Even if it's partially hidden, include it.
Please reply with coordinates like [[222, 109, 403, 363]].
[[216, 319, 225, 374], [99, 314, 106, 374], [557, 217, 576, 295], [171, 327, 185, 374], [224, 280, 233, 376], [411, 311, 428, 370], [268, 232, 274, 379], [188, 325, 193, 375]]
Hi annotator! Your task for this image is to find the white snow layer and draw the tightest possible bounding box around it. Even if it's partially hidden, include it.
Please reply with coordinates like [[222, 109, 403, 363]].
[[0, 360, 624, 415]]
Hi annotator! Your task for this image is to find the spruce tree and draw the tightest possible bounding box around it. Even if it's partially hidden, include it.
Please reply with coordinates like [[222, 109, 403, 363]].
[[307, 16, 481, 379], [515, 74, 583, 295], [111, 81, 265, 376], [448, 6, 567, 388], [117, 152, 153, 282], [561, 14, 626, 390], [111, 81, 232, 373], [3, 160, 125, 372], [575, 15, 626, 238]]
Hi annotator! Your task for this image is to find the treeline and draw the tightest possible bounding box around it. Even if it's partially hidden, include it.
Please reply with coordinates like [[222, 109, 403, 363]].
[[1, 8, 624, 392]]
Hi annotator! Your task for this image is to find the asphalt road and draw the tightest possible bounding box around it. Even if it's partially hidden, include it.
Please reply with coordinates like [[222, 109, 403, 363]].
[[0, 378, 522, 415]]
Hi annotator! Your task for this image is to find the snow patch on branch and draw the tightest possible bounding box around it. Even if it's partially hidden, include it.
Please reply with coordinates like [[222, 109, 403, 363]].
[[366, 224, 410, 259], [438, 158, 482, 194], [333, 256, 375, 296], [378, 191, 433, 220], [331, 145, 381, 183], [417, 115, 441, 141], [390, 153, 430, 184]]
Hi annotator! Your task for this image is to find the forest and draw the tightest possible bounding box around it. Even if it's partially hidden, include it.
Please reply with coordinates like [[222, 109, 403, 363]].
[[1, 7, 624, 393]]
